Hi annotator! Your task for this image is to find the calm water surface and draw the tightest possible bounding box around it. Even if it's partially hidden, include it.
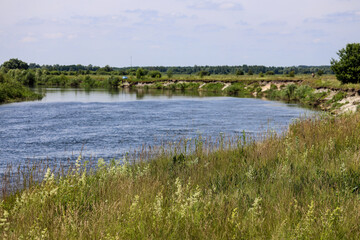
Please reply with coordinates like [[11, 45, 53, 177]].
[[0, 88, 316, 172]]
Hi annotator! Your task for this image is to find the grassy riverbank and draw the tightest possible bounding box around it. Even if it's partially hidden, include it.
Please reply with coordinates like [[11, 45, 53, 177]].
[[0, 79, 43, 104], [2, 112, 360, 239]]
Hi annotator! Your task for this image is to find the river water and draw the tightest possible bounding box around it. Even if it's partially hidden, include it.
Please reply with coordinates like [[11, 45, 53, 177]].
[[0, 88, 316, 172]]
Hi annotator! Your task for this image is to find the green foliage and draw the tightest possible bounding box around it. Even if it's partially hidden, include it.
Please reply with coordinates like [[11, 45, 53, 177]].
[[331, 43, 360, 84], [24, 71, 36, 86], [266, 71, 275, 75], [82, 76, 95, 88], [106, 75, 121, 88], [202, 83, 223, 92], [167, 69, 174, 78], [165, 82, 200, 91], [103, 65, 113, 72], [235, 69, 244, 76], [148, 70, 162, 78], [225, 83, 250, 95], [198, 70, 210, 78], [329, 92, 347, 103], [2, 58, 29, 70], [317, 70, 324, 76], [259, 72, 264, 77], [136, 68, 147, 79], [288, 70, 295, 77], [0, 76, 42, 104], [68, 77, 81, 87], [247, 69, 253, 75]]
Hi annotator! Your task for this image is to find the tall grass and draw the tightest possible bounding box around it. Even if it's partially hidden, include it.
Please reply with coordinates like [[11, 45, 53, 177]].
[[1, 112, 360, 239]]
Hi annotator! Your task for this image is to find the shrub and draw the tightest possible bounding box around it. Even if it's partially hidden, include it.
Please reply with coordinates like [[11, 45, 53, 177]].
[[136, 68, 147, 79], [106, 76, 120, 88], [235, 69, 244, 76], [167, 69, 173, 78], [288, 71, 295, 77], [149, 71, 162, 78], [198, 70, 210, 78]]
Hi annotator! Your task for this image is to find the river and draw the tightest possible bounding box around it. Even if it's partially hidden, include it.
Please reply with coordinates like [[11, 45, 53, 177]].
[[0, 87, 316, 173]]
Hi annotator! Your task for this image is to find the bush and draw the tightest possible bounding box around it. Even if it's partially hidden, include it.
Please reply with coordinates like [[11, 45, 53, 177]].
[[198, 70, 210, 78], [83, 76, 95, 88], [294, 85, 313, 99], [167, 69, 173, 78], [106, 76, 120, 88], [136, 68, 147, 79], [331, 43, 360, 84], [149, 71, 162, 78], [288, 71, 295, 77], [317, 70, 324, 76], [235, 69, 244, 76]]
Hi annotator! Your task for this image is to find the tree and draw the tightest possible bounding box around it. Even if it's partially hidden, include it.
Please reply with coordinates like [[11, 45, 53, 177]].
[[331, 43, 360, 84], [317, 69, 324, 76], [167, 69, 173, 78], [235, 69, 244, 76], [2, 58, 29, 70], [136, 68, 147, 79], [148, 70, 162, 78], [103, 65, 113, 72]]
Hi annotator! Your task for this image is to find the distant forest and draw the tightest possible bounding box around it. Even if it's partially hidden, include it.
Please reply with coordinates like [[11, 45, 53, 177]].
[[26, 63, 333, 75]]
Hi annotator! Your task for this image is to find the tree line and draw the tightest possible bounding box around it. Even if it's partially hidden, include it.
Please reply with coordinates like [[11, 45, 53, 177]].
[[1, 59, 333, 76]]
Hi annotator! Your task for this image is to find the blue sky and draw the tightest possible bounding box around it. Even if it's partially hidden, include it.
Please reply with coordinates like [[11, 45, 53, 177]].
[[1, 0, 359, 67]]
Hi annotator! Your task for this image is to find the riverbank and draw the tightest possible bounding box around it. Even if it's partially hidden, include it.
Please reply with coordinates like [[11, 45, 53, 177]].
[[125, 78, 360, 114], [1, 111, 360, 239]]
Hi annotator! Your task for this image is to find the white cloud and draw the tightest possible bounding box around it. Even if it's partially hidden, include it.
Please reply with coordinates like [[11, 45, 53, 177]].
[[189, 0, 243, 11], [21, 36, 37, 43], [67, 34, 77, 40], [43, 33, 63, 39]]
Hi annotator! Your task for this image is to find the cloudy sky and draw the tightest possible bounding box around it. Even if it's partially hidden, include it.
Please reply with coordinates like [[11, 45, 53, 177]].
[[1, 0, 359, 67]]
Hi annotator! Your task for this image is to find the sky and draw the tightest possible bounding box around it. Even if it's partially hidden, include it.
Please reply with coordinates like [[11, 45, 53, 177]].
[[1, 0, 360, 67]]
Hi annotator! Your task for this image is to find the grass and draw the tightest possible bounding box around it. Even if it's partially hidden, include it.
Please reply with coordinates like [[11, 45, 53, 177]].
[[2, 112, 360, 239]]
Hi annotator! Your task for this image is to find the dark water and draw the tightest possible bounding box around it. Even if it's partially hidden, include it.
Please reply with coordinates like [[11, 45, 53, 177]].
[[0, 88, 316, 172]]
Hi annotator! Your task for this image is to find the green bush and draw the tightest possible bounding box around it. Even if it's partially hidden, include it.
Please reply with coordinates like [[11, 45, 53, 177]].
[[331, 43, 360, 84], [202, 83, 223, 92], [148, 71, 162, 78], [198, 70, 210, 78]]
